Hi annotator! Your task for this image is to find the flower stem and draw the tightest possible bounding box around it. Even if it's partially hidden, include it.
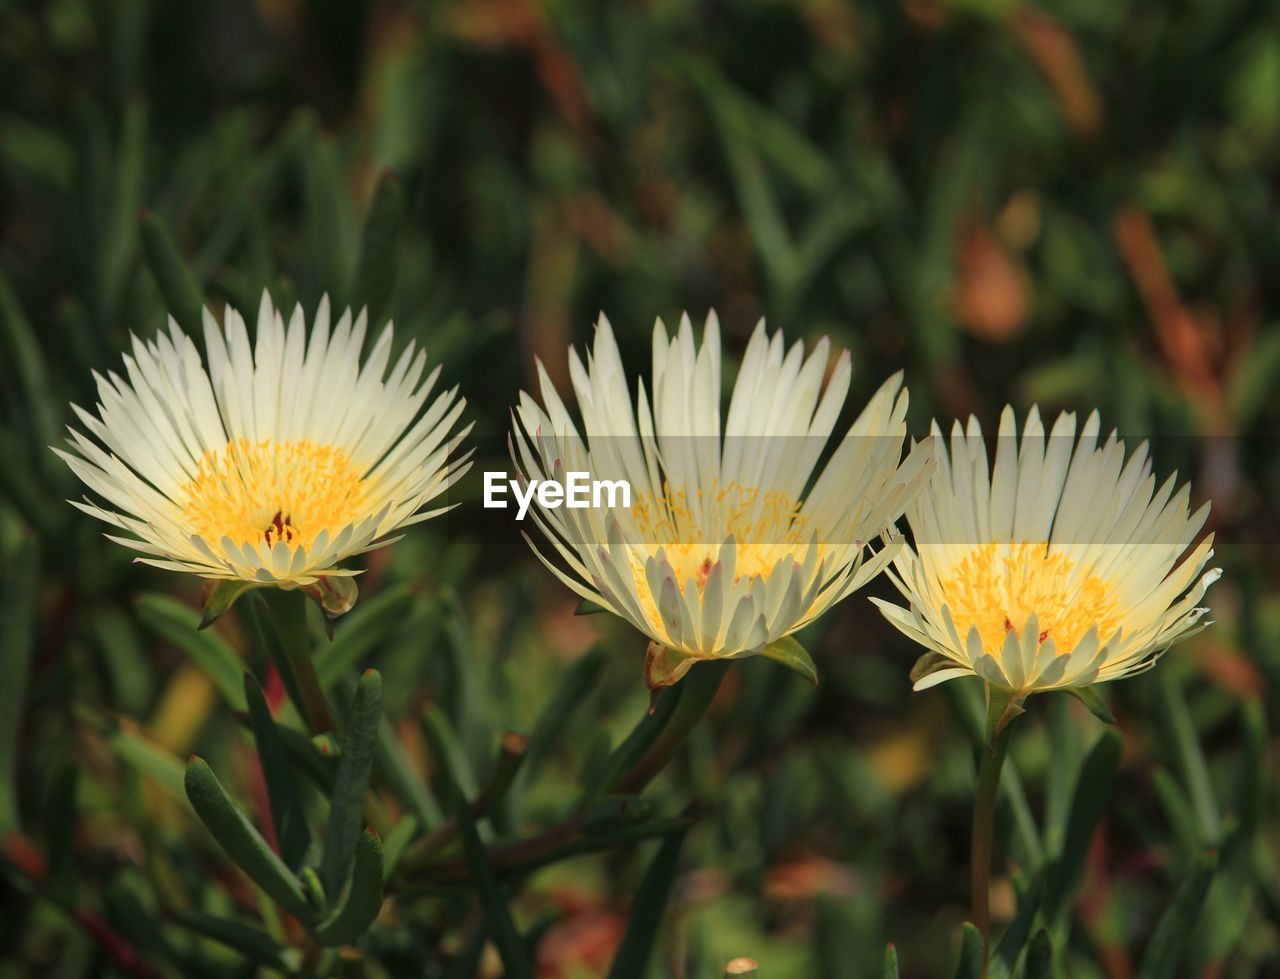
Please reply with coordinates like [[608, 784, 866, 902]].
[[614, 660, 728, 795], [970, 719, 1015, 973], [270, 590, 335, 735]]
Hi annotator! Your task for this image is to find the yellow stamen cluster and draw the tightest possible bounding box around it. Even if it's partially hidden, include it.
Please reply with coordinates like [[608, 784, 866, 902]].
[[938, 541, 1120, 654], [624, 481, 826, 636], [181, 439, 373, 551]]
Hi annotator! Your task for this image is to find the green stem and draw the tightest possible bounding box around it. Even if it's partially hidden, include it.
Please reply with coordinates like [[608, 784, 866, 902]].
[[402, 661, 728, 885], [270, 590, 335, 735], [971, 720, 1015, 974], [614, 661, 729, 795]]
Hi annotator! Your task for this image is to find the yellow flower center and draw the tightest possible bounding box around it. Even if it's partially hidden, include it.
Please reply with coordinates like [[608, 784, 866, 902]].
[[938, 541, 1120, 654], [627, 481, 823, 631], [180, 439, 373, 551]]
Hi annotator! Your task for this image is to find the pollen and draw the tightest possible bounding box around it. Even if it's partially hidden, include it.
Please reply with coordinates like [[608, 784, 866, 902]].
[[938, 541, 1120, 654], [180, 438, 373, 552]]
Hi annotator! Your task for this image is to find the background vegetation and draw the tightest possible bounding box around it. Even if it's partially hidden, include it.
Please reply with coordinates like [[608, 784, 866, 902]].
[[2, 0, 1279, 975]]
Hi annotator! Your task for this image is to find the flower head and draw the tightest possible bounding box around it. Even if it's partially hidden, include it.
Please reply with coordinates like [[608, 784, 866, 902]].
[[57, 292, 472, 598], [513, 312, 933, 686], [875, 406, 1220, 696]]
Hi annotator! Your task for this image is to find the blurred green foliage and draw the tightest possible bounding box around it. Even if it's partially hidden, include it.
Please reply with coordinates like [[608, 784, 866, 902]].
[[2, 0, 1280, 976]]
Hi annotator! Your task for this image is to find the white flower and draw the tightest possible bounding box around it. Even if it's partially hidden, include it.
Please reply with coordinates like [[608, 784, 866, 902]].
[[57, 292, 472, 589], [512, 312, 934, 685], [875, 405, 1221, 695]]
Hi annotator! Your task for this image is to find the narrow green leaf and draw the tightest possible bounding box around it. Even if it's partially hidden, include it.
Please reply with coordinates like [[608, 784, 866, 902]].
[[199, 580, 262, 630], [376, 717, 443, 828], [421, 703, 480, 800], [239, 594, 307, 728], [170, 909, 301, 972], [353, 170, 405, 328], [315, 828, 385, 946], [379, 816, 418, 882], [135, 594, 246, 710], [989, 877, 1044, 979], [883, 943, 900, 979], [139, 209, 206, 335], [101, 99, 146, 317], [606, 823, 691, 979], [449, 779, 534, 979], [92, 608, 154, 713], [0, 272, 59, 453], [1044, 729, 1122, 923], [1155, 674, 1221, 845], [244, 674, 310, 870], [757, 636, 818, 685], [108, 727, 186, 802], [0, 537, 39, 834], [1024, 930, 1054, 979], [1135, 852, 1217, 979], [519, 646, 606, 785], [953, 922, 985, 979], [574, 599, 607, 615], [1064, 686, 1116, 725], [315, 584, 415, 687], [184, 756, 314, 923], [320, 670, 383, 898]]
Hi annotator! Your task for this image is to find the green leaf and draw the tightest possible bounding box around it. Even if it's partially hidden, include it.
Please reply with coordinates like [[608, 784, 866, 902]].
[[379, 816, 418, 882], [108, 727, 187, 802], [320, 670, 383, 898], [0, 537, 39, 834], [199, 580, 263, 630], [1044, 729, 1122, 923], [883, 944, 900, 979], [449, 779, 535, 979], [521, 646, 606, 781], [757, 636, 818, 685], [135, 594, 246, 711], [421, 703, 480, 800], [170, 910, 301, 972], [1135, 852, 1218, 979], [0, 271, 59, 453], [989, 877, 1044, 979], [376, 717, 443, 829], [1064, 686, 1116, 725], [606, 822, 690, 979], [315, 584, 415, 687], [139, 209, 206, 335], [574, 599, 607, 616], [353, 170, 405, 328], [1155, 674, 1221, 845], [1024, 930, 1054, 979], [244, 674, 310, 870], [953, 922, 985, 979], [315, 828, 385, 946], [184, 756, 314, 923]]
